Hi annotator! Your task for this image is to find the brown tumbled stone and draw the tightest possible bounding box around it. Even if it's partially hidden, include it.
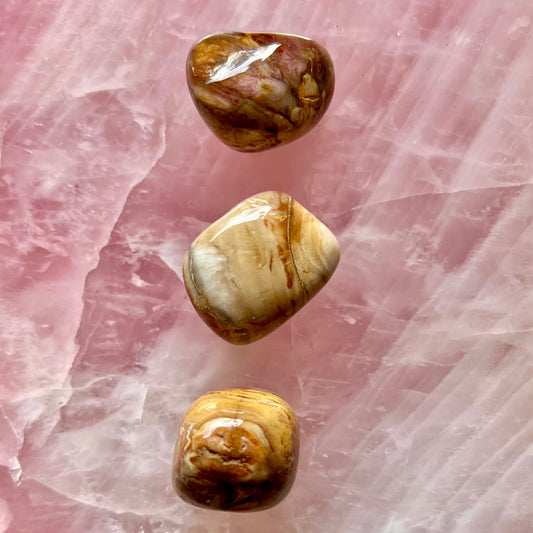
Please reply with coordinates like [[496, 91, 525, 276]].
[[172, 388, 299, 512], [187, 32, 335, 152]]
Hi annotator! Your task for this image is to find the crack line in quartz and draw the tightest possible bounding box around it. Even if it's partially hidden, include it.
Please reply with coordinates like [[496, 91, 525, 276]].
[[340, 182, 533, 217], [68, 113, 168, 382], [24, 479, 171, 519]]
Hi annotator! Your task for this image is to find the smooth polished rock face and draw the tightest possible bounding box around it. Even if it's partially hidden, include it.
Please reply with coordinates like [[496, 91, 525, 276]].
[[186, 32, 334, 152], [173, 388, 299, 512], [183, 191, 340, 344]]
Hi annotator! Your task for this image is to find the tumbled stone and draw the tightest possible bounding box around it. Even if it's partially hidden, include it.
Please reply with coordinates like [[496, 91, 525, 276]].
[[182, 191, 340, 344], [172, 388, 299, 512], [186, 32, 335, 152]]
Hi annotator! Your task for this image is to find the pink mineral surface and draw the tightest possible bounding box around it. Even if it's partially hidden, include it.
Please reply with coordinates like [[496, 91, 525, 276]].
[[1, 1, 533, 532]]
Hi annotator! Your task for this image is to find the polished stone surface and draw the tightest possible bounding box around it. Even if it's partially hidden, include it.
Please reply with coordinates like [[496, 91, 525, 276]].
[[183, 191, 340, 344], [187, 32, 334, 152], [173, 388, 299, 511]]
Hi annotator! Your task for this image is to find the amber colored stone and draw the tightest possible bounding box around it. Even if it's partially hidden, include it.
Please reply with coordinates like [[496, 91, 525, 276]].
[[186, 32, 335, 152], [182, 191, 340, 344], [172, 388, 299, 512]]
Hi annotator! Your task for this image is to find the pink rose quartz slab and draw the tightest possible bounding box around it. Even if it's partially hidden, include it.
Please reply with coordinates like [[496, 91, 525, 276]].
[[1, 1, 533, 532]]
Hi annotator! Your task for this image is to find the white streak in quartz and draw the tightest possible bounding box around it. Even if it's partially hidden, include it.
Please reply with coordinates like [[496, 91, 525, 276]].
[[206, 43, 281, 84], [0, 499, 12, 531]]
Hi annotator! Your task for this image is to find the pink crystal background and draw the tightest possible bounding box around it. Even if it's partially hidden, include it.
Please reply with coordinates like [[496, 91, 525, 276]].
[[1, 0, 533, 531]]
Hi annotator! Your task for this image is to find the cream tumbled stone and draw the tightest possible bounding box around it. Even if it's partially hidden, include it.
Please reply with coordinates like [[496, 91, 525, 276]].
[[183, 191, 340, 344]]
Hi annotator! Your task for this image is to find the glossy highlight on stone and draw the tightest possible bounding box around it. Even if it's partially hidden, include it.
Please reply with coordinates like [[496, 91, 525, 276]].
[[187, 32, 335, 152], [172, 388, 299, 512], [183, 191, 340, 344]]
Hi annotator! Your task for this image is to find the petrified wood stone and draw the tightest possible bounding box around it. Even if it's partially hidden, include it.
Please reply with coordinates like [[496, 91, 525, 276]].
[[183, 191, 340, 344], [173, 388, 299, 512], [187, 32, 335, 152]]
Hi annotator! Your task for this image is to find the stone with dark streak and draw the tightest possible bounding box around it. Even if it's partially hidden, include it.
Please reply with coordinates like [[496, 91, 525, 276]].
[[172, 388, 299, 511], [182, 191, 340, 344], [186, 32, 335, 152]]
